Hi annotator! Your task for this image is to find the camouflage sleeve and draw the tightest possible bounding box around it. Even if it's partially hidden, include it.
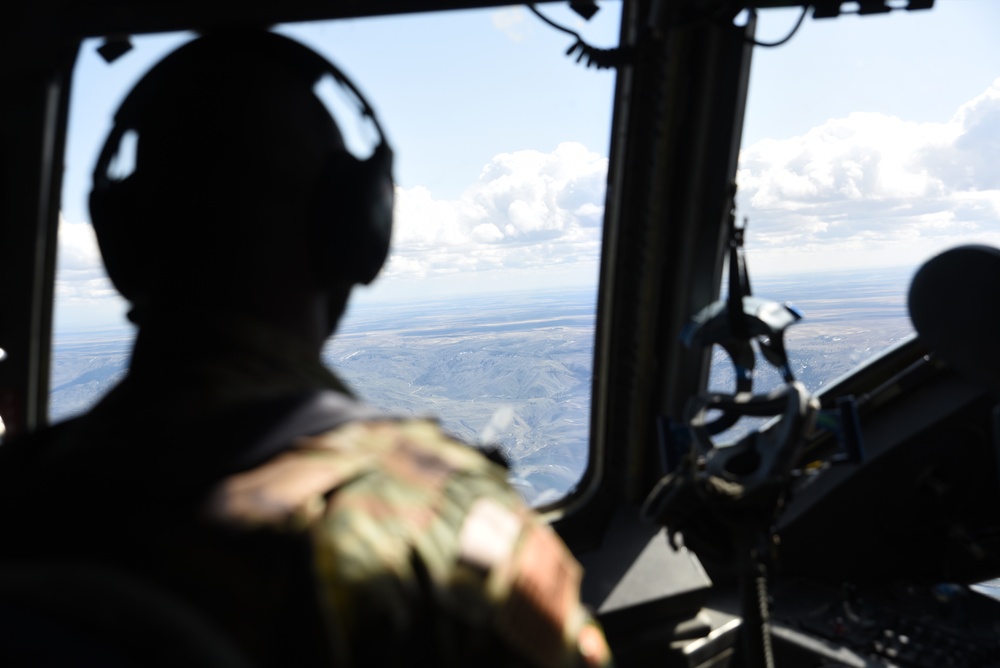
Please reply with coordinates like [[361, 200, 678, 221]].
[[206, 419, 612, 668]]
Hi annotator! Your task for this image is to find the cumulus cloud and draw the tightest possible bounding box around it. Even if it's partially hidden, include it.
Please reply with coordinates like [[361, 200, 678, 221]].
[[490, 7, 528, 42], [54, 143, 608, 303], [737, 79, 1000, 273], [55, 216, 118, 302], [57, 215, 102, 271], [385, 141, 607, 279]]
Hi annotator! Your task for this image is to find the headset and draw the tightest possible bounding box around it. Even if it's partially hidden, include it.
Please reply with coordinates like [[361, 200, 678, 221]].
[[89, 30, 395, 303]]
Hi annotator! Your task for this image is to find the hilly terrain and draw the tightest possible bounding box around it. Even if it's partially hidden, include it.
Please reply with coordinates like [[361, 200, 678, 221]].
[[47, 273, 914, 505]]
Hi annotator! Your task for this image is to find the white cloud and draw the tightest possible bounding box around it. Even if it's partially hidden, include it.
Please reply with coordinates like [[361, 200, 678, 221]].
[[472, 223, 504, 243], [55, 215, 117, 302], [490, 7, 528, 42], [386, 142, 607, 279], [52, 215, 130, 330], [54, 143, 609, 304], [56, 214, 103, 272], [736, 78, 1000, 274], [57, 74, 1000, 304]]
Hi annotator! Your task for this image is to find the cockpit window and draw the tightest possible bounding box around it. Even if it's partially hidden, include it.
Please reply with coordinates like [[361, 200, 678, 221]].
[[711, 1, 1000, 404], [53, 6, 621, 506]]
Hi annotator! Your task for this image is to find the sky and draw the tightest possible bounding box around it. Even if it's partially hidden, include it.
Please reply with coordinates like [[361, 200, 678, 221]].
[[53, 1, 1000, 330], [737, 1, 1000, 275]]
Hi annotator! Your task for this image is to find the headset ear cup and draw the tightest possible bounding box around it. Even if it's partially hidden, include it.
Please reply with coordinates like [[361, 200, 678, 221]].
[[313, 146, 394, 287], [358, 143, 394, 284], [89, 176, 143, 302]]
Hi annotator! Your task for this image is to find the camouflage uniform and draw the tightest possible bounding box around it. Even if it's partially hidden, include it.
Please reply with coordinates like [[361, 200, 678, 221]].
[[0, 315, 611, 668]]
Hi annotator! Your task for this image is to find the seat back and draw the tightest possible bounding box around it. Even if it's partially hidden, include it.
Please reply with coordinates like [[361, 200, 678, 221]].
[[909, 244, 1000, 391]]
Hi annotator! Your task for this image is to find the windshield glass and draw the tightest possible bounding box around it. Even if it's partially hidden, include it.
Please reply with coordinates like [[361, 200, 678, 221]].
[[52, 5, 621, 506], [710, 1, 1000, 401]]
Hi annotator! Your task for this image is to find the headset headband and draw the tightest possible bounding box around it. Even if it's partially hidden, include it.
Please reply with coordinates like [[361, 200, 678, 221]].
[[93, 30, 391, 190]]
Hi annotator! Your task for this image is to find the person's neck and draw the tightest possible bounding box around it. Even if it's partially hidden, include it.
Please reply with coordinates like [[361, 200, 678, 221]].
[[135, 295, 331, 359]]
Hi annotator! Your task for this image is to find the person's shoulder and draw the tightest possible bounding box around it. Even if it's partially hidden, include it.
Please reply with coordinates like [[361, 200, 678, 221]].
[[204, 418, 612, 668], [203, 418, 512, 532]]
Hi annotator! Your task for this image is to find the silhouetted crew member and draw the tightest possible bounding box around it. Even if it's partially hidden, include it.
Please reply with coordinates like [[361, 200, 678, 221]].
[[0, 29, 611, 668]]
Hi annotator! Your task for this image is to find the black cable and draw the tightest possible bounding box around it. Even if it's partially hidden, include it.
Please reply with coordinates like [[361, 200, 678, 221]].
[[747, 6, 809, 48], [526, 4, 630, 70], [527, 3, 580, 37]]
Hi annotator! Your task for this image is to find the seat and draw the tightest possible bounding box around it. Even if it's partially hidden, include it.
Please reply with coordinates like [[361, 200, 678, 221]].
[[909, 244, 1000, 392]]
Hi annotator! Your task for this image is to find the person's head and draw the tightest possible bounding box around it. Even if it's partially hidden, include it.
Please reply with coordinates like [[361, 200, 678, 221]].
[[89, 29, 394, 330]]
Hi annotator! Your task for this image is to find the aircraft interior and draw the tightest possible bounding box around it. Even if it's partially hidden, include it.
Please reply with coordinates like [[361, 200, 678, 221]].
[[2, 0, 1000, 666]]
